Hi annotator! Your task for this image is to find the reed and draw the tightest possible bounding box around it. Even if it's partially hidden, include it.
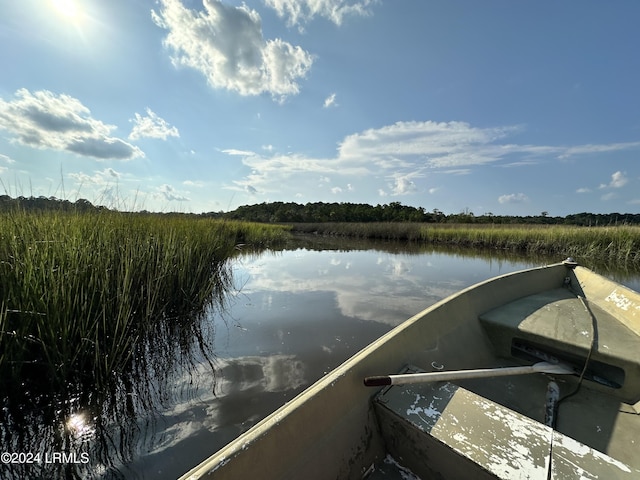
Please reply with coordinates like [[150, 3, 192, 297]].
[[0, 209, 290, 393], [290, 222, 425, 241], [289, 222, 640, 264]]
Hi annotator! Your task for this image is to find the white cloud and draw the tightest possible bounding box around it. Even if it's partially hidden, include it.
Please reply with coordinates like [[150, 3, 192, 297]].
[[0, 154, 15, 175], [388, 173, 418, 195], [0, 89, 143, 160], [225, 119, 640, 202], [323, 93, 338, 108], [576, 187, 591, 193], [609, 171, 628, 188], [337, 121, 519, 168], [264, 0, 377, 27], [327, 183, 352, 194], [559, 143, 640, 160], [183, 180, 204, 187], [599, 171, 628, 189], [0, 153, 16, 164], [152, 0, 314, 101], [155, 184, 189, 202], [428, 187, 439, 194], [69, 169, 125, 205], [129, 108, 179, 140], [222, 148, 256, 156], [498, 160, 539, 167], [498, 193, 529, 204]]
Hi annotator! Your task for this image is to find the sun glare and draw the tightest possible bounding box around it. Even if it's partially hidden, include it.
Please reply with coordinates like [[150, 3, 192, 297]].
[[65, 412, 96, 440], [51, 0, 80, 20]]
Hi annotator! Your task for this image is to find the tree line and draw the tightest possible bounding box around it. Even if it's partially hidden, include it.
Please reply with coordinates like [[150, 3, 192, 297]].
[[2, 196, 640, 226], [0, 195, 105, 213], [222, 201, 640, 226]]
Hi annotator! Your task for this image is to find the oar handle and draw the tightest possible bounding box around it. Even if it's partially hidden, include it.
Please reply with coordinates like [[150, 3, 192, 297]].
[[364, 362, 571, 387], [363, 376, 393, 387], [364, 365, 535, 386]]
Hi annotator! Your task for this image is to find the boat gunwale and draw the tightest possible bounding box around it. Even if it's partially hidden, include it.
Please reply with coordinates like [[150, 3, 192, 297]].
[[180, 262, 572, 479]]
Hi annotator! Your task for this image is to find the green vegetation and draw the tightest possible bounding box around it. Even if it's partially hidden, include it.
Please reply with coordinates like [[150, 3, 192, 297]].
[[420, 224, 640, 263], [224, 201, 640, 265], [5, 196, 640, 226], [223, 200, 640, 226], [291, 222, 426, 241], [0, 208, 290, 395], [290, 223, 640, 264], [225, 200, 434, 222]]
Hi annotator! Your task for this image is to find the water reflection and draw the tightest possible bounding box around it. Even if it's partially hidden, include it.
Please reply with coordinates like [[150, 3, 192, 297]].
[[65, 412, 97, 442], [234, 245, 544, 327], [2, 238, 639, 479], [216, 355, 307, 394]]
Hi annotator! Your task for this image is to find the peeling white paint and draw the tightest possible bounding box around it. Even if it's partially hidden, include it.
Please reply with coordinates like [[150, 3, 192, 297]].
[[386, 381, 636, 479], [555, 434, 632, 473], [406, 393, 442, 425], [605, 290, 639, 312], [452, 432, 468, 444], [402, 392, 552, 479]]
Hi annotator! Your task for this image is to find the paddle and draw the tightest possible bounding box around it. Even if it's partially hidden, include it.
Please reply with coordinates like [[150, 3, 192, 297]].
[[363, 361, 573, 387]]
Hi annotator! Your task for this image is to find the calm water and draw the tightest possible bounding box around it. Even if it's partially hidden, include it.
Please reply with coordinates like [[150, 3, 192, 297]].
[[3, 238, 640, 479]]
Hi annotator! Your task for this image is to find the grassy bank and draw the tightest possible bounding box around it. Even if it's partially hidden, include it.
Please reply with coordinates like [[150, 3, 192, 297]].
[[290, 222, 640, 264], [0, 209, 290, 393]]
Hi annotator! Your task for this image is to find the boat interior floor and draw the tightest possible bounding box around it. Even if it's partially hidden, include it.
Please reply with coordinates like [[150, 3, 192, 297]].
[[475, 285, 640, 468], [364, 284, 640, 479], [364, 454, 421, 480], [369, 365, 640, 479]]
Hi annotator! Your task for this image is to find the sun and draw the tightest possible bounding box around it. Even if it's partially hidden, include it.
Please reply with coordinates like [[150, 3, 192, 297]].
[[51, 0, 80, 20]]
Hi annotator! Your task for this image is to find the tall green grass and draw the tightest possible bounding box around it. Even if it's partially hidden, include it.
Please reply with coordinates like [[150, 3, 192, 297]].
[[290, 222, 425, 240], [289, 222, 640, 264], [0, 209, 290, 393], [419, 224, 640, 263]]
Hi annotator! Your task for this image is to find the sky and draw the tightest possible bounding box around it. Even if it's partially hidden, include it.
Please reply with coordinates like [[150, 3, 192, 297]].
[[1, 0, 640, 216]]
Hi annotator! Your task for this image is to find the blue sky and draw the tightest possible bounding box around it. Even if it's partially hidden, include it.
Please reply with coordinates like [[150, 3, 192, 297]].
[[1, 0, 639, 215]]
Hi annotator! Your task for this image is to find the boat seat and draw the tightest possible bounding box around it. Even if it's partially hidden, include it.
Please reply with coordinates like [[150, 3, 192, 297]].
[[373, 369, 640, 479], [479, 288, 640, 404]]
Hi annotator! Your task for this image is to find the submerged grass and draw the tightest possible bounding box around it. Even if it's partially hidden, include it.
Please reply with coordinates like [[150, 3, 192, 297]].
[[290, 222, 640, 264], [0, 209, 290, 394]]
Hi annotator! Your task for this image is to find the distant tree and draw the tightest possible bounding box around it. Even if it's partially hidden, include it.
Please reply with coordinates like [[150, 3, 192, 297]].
[[219, 201, 640, 226]]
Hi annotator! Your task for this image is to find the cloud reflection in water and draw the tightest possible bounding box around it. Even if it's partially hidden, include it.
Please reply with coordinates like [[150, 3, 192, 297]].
[[235, 249, 470, 326]]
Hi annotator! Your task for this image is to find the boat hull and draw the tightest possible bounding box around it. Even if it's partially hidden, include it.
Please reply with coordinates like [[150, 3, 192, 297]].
[[181, 262, 640, 479]]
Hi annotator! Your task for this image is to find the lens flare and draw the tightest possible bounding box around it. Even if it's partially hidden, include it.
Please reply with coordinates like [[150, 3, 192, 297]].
[[51, 0, 80, 19]]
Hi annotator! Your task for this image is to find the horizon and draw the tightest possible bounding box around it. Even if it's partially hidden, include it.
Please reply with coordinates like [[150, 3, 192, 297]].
[[1, 1, 640, 216], [5, 195, 640, 220]]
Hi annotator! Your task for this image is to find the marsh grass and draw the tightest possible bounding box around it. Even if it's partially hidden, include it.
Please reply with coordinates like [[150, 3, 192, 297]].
[[290, 222, 425, 241], [0, 209, 290, 395], [290, 222, 640, 264]]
